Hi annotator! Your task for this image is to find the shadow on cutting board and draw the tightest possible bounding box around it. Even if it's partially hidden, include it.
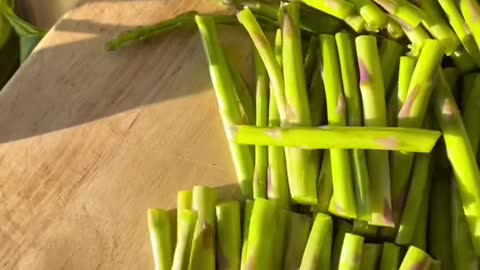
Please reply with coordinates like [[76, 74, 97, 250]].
[[0, 0, 254, 144]]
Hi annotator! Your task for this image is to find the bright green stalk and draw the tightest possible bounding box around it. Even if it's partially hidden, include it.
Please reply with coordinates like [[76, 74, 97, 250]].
[[379, 243, 401, 270], [281, 2, 317, 205], [299, 213, 333, 270], [462, 74, 480, 155], [304, 36, 318, 84], [352, 221, 377, 238], [395, 153, 432, 245], [411, 181, 429, 251], [398, 246, 432, 270], [379, 38, 404, 97], [229, 125, 441, 152], [350, 0, 388, 31], [237, 8, 287, 123], [283, 211, 313, 270], [432, 70, 480, 256], [266, 29, 290, 209], [148, 208, 173, 270], [459, 0, 480, 51], [308, 47, 326, 126], [417, 0, 460, 55], [439, 0, 480, 66], [244, 198, 279, 269], [319, 34, 356, 219], [451, 181, 479, 270], [240, 200, 253, 270], [339, 233, 364, 270], [355, 35, 392, 227], [314, 151, 333, 213], [387, 56, 416, 126], [390, 40, 444, 232], [227, 58, 256, 125], [195, 15, 254, 197], [215, 201, 241, 270], [272, 209, 288, 270], [332, 220, 353, 270], [253, 49, 269, 199], [386, 19, 405, 39], [359, 243, 382, 270], [172, 210, 197, 270], [300, 0, 365, 32], [401, 25, 430, 57], [451, 48, 477, 73], [188, 186, 217, 270], [178, 190, 193, 211], [372, 0, 424, 27], [336, 32, 370, 222]]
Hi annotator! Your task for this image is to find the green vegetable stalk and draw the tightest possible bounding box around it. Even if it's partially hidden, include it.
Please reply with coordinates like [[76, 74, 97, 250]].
[[188, 186, 217, 270], [387, 56, 416, 126], [398, 246, 432, 270], [379, 243, 401, 270], [459, 0, 480, 52], [432, 70, 480, 257], [319, 34, 356, 219], [401, 25, 429, 57], [339, 233, 364, 270], [372, 0, 424, 27], [283, 211, 313, 269], [314, 151, 333, 213], [350, 0, 388, 31], [299, 213, 333, 270], [300, 0, 365, 32], [411, 180, 429, 251], [352, 221, 377, 238], [215, 201, 241, 270], [272, 209, 288, 270], [332, 220, 353, 270], [462, 74, 480, 155], [379, 38, 403, 98], [355, 35, 392, 227], [281, 2, 317, 205], [227, 57, 255, 125], [253, 49, 269, 199], [336, 32, 370, 222], [303, 36, 318, 84], [386, 19, 405, 39], [461, 73, 476, 109], [240, 200, 253, 270], [172, 210, 197, 270], [196, 15, 254, 197], [451, 48, 477, 73], [148, 208, 173, 270], [266, 29, 290, 209], [359, 243, 381, 270]]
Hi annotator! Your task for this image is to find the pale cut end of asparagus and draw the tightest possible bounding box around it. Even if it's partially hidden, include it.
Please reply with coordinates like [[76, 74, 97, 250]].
[[148, 208, 173, 270], [172, 210, 197, 270], [398, 246, 432, 270], [339, 233, 365, 270]]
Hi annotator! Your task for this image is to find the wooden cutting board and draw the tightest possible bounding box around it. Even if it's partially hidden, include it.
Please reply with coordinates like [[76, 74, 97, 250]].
[[0, 0, 255, 269]]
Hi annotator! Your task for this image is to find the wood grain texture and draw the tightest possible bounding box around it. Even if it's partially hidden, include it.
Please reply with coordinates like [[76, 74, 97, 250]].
[[0, 0, 254, 269]]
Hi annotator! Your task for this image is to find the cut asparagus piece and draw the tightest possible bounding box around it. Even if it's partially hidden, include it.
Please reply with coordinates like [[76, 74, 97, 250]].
[[386, 19, 405, 39], [178, 190, 193, 211], [314, 151, 333, 213], [300, 0, 366, 32], [401, 24, 430, 57], [304, 35, 318, 84], [244, 198, 279, 269], [451, 48, 477, 73], [390, 40, 444, 232], [188, 186, 217, 270], [299, 213, 333, 270], [432, 70, 480, 256], [195, 15, 254, 197], [411, 180, 430, 251], [359, 243, 382, 270], [148, 208, 173, 270], [172, 210, 197, 270], [459, 0, 480, 51], [387, 56, 416, 126], [339, 233, 364, 270], [283, 211, 313, 270], [332, 220, 353, 270], [372, 0, 424, 27], [352, 221, 377, 238], [379, 242, 401, 270], [240, 200, 253, 270], [355, 35, 392, 227], [253, 49, 269, 199], [272, 209, 288, 270], [350, 0, 388, 31], [462, 74, 480, 155], [281, 2, 317, 205], [227, 57, 255, 126], [319, 34, 356, 219], [379, 38, 404, 97], [398, 246, 432, 270], [215, 201, 241, 270]]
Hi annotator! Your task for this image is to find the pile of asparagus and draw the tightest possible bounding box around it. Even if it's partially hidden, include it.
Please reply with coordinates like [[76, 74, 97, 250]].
[[105, 0, 480, 269]]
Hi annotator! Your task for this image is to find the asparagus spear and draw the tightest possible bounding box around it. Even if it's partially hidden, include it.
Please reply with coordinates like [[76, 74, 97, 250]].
[[252, 49, 268, 199], [195, 15, 254, 197], [244, 198, 279, 269], [350, 0, 388, 31], [215, 201, 241, 270], [379, 38, 404, 97], [148, 208, 173, 270], [462, 74, 480, 155], [352, 221, 377, 238], [461, 73, 476, 109], [300, 0, 366, 32], [411, 180, 429, 251], [379, 243, 401, 270], [240, 200, 253, 270], [332, 220, 353, 270], [398, 246, 432, 270], [359, 243, 382, 270], [188, 186, 217, 270], [372, 0, 424, 27], [177, 190, 193, 236], [390, 40, 444, 233], [304, 36, 318, 84], [283, 211, 313, 270], [432, 69, 480, 256], [401, 24, 430, 57], [451, 48, 477, 73], [355, 35, 392, 227], [386, 56, 416, 126], [459, 0, 480, 51], [339, 233, 364, 270], [386, 19, 405, 39], [439, 0, 480, 66], [451, 181, 479, 270], [281, 2, 317, 205], [336, 32, 371, 223], [172, 210, 197, 270], [299, 213, 333, 270], [227, 57, 256, 125], [314, 151, 334, 213], [272, 209, 288, 270], [266, 29, 290, 209]]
